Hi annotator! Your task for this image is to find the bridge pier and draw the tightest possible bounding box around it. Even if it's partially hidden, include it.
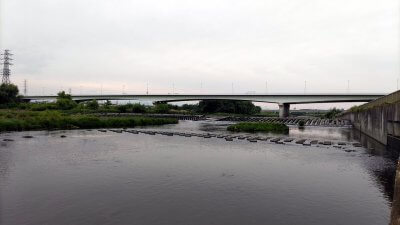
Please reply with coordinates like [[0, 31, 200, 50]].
[[279, 103, 290, 118]]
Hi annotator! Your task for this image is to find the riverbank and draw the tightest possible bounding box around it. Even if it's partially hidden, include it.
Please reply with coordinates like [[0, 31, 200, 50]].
[[0, 110, 178, 131]]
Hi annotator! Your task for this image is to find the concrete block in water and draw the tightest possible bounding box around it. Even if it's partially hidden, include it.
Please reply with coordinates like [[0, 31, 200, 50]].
[[295, 139, 306, 144], [270, 138, 281, 143], [323, 141, 332, 145]]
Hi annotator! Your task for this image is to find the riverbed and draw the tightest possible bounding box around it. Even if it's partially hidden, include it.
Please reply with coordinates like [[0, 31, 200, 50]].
[[0, 120, 397, 225]]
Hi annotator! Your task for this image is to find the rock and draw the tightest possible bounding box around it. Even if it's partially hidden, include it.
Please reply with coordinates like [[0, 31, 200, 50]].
[[3, 139, 14, 142], [22, 135, 33, 138], [270, 138, 281, 143], [323, 141, 332, 145], [295, 139, 306, 144], [225, 138, 233, 141], [60, 135, 67, 138]]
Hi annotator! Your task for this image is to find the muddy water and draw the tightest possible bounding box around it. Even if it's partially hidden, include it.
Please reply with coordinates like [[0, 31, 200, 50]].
[[0, 121, 397, 225]]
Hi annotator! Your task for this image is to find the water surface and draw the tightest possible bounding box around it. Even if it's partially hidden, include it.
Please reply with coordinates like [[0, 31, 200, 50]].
[[0, 121, 396, 225]]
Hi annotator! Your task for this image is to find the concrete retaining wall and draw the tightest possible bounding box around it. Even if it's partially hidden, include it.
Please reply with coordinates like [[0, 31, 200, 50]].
[[341, 90, 400, 146]]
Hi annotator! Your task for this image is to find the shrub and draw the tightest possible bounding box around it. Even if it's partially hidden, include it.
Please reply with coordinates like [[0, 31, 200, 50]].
[[227, 122, 289, 133]]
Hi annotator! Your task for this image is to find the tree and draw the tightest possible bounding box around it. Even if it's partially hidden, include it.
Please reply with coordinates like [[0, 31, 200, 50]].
[[154, 103, 170, 113], [131, 103, 147, 113], [324, 108, 343, 119], [86, 100, 99, 110], [0, 83, 20, 105], [56, 91, 77, 110], [198, 100, 260, 115]]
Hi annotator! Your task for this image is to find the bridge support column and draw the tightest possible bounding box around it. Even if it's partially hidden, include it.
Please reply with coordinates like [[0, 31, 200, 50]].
[[279, 103, 290, 118]]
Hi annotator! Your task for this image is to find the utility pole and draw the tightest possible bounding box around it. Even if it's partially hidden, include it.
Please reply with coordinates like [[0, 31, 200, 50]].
[[347, 80, 350, 93], [146, 82, 149, 95], [23, 79, 27, 95], [1, 50, 13, 84]]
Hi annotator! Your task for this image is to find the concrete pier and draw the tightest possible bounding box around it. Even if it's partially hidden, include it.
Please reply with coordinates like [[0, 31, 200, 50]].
[[279, 103, 290, 118]]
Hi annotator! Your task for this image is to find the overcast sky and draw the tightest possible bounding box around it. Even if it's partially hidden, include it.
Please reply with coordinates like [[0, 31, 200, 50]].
[[0, 0, 399, 108]]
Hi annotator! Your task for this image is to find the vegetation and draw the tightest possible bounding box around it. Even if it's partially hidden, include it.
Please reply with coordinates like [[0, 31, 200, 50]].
[[227, 122, 289, 133], [323, 108, 343, 119], [0, 110, 177, 131], [0, 83, 21, 106], [197, 100, 261, 114]]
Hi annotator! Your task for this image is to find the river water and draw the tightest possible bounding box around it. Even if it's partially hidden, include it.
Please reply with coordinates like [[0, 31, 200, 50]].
[[0, 120, 397, 225]]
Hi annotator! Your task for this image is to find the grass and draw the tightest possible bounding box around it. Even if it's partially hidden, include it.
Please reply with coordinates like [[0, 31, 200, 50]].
[[0, 110, 178, 132], [227, 122, 289, 133]]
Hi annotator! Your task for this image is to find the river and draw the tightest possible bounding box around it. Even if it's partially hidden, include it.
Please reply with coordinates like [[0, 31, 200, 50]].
[[0, 120, 397, 225]]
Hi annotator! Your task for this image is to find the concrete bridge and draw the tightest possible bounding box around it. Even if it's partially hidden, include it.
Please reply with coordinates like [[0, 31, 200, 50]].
[[23, 93, 385, 118]]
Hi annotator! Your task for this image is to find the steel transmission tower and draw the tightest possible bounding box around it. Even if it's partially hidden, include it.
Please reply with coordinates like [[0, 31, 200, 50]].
[[1, 50, 13, 84]]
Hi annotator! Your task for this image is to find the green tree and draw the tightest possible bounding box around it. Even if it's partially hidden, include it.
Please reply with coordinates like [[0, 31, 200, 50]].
[[198, 100, 260, 115], [131, 103, 147, 113], [324, 108, 343, 119], [0, 83, 20, 105], [154, 103, 170, 113], [86, 100, 99, 110], [56, 91, 77, 110]]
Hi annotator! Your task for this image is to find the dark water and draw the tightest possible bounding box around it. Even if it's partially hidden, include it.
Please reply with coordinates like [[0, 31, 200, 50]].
[[0, 121, 397, 225]]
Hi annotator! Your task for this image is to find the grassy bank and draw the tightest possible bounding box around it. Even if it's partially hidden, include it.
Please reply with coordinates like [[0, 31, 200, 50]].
[[0, 110, 178, 132], [227, 122, 289, 133]]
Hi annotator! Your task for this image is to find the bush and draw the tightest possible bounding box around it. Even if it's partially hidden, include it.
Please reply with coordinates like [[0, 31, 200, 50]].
[[227, 122, 289, 133], [154, 104, 170, 114], [86, 100, 99, 110], [0, 83, 21, 105], [131, 103, 147, 113], [0, 110, 178, 131]]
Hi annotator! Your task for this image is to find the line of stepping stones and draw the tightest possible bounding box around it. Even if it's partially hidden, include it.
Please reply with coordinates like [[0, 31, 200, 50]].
[[100, 129, 362, 151]]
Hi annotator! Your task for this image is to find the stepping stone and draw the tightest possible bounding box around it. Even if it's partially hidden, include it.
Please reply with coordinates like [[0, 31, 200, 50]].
[[310, 140, 318, 144], [323, 141, 332, 145], [270, 138, 281, 143], [295, 139, 306, 144], [276, 141, 285, 144], [345, 149, 356, 152], [60, 135, 67, 138], [284, 138, 294, 142], [22, 135, 34, 138], [303, 140, 312, 146], [338, 142, 346, 146], [225, 138, 233, 141], [248, 139, 257, 142], [3, 139, 14, 141]]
